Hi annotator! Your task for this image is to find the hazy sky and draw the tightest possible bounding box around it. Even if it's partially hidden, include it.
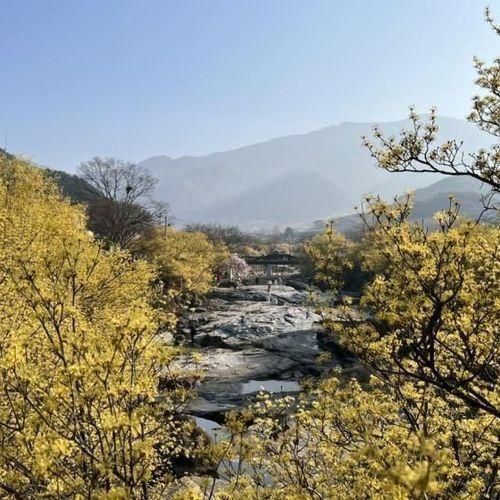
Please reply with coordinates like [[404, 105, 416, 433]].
[[1, 0, 497, 171]]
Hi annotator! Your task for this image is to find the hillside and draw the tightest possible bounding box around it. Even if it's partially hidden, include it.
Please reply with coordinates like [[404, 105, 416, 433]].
[[0, 148, 14, 160], [45, 169, 97, 204], [308, 176, 490, 239], [412, 176, 488, 220], [1, 149, 97, 205]]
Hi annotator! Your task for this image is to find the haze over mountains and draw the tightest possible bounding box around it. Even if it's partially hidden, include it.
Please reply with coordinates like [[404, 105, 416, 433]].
[[320, 175, 489, 238], [140, 116, 491, 229]]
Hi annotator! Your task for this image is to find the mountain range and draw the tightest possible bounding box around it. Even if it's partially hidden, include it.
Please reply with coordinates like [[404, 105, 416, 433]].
[[139, 116, 492, 229]]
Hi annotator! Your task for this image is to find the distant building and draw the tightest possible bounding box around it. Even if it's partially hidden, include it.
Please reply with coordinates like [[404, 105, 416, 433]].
[[243, 252, 299, 280]]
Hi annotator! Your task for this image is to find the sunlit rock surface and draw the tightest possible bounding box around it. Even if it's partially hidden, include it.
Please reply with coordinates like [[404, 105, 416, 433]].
[[171, 285, 359, 420]]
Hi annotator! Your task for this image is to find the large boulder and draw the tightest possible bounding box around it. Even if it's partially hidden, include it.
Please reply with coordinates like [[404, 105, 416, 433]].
[[193, 303, 321, 353]]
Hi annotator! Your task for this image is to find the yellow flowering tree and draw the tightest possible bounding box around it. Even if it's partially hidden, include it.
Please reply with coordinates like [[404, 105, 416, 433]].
[[142, 227, 228, 303], [0, 155, 191, 497], [304, 221, 352, 294], [216, 377, 457, 499], [333, 196, 499, 494]]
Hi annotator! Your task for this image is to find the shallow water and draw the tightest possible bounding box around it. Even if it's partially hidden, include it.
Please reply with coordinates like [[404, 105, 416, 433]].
[[239, 379, 301, 394]]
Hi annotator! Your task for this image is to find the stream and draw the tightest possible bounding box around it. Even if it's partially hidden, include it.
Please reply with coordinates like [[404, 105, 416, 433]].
[[172, 285, 359, 433]]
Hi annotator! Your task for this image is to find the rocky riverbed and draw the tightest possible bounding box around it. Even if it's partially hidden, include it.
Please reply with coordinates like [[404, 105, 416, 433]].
[[171, 285, 360, 422]]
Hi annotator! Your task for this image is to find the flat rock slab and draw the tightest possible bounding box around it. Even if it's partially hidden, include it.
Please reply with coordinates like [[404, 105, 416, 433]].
[[192, 301, 321, 346], [209, 285, 309, 305], [175, 348, 297, 382]]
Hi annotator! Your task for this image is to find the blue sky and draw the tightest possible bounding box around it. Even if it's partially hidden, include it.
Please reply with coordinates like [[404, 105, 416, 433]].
[[0, 0, 497, 171]]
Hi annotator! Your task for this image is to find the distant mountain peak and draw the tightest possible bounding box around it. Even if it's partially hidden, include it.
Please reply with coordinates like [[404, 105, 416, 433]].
[[143, 154, 173, 163]]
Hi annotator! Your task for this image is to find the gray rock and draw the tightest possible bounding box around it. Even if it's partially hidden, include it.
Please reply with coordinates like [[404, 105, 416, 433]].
[[209, 285, 309, 305], [170, 286, 353, 419]]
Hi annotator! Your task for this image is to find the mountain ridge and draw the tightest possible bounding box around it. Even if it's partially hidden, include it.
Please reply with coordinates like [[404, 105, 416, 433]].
[[139, 116, 491, 228], [142, 115, 468, 163]]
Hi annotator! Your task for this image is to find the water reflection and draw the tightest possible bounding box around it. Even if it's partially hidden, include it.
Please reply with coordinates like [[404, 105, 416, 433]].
[[239, 379, 300, 394]]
